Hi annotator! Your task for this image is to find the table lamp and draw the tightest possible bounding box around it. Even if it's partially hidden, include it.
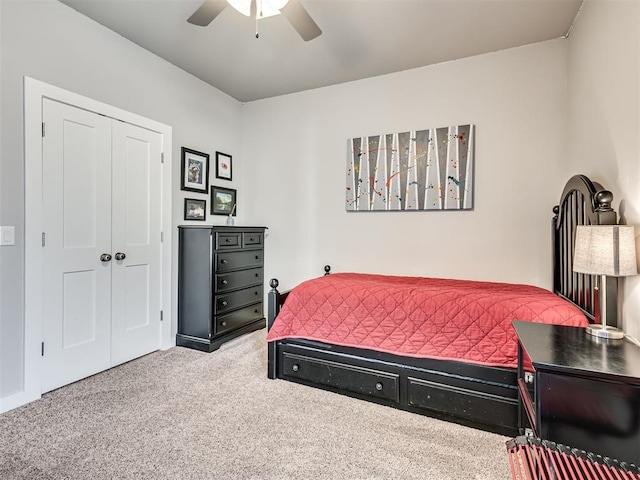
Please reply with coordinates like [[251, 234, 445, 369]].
[[573, 225, 638, 339]]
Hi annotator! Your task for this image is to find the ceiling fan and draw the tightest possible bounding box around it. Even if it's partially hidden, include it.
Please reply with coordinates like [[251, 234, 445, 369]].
[[187, 0, 322, 41]]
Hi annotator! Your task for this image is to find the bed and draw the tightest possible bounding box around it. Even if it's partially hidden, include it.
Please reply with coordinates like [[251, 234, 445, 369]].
[[266, 174, 618, 436]]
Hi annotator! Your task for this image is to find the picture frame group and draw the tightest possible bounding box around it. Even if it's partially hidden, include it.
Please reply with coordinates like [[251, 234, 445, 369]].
[[181, 146, 236, 221]]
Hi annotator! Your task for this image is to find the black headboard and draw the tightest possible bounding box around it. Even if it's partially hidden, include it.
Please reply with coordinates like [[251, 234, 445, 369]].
[[553, 174, 618, 325]]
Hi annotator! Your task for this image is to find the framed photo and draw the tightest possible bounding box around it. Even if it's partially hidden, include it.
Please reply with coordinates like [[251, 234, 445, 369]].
[[211, 186, 237, 216], [215, 151, 233, 181], [181, 147, 210, 193], [184, 198, 206, 221]]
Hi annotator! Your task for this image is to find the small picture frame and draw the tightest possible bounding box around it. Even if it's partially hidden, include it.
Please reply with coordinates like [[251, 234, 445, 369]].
[[184, 198, 206, 221], [215, 151, 233, 181], [211, 186, 237, 216], [181, 147, 210, 193]]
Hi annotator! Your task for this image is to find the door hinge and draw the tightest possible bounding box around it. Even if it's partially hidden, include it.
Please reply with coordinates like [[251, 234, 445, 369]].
[[41, 342, 45, 356], [160, 310, 164, 322], [42, 232, 46, 247], [42, 122, 45, 137], [160, 152, 164, 164]]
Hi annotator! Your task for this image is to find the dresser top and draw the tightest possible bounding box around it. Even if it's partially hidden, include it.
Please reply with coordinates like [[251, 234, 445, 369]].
[[513, 321, 640, 383], [178, 225, 267, 230]]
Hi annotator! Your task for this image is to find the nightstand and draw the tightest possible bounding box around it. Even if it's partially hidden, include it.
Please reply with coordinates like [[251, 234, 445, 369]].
[[512, 320, 640, 466]]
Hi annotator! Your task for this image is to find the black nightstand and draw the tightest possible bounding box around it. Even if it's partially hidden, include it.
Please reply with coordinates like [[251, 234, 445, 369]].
[[512, 320, 640, 466]]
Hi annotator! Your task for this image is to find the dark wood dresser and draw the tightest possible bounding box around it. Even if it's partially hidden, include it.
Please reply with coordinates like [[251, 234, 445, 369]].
[[513, 320, 640, 466], [177, 226, 267, 352]]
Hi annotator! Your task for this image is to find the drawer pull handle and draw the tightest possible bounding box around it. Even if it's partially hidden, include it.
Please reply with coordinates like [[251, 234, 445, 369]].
[[375, 382, 383, 391], [221, 259, 228, 264], [255, 255, 260, 260], [248, 238, 254, 242], [225, 238, 231, 243], [222, 280, 228, 285], [221, 301, 228, 306], [255, 309, 259, 313], [221, 321, 227, 327], [292, 364, 299, 372], [255, 273, 259, 277], [255, 291, 259, 295]]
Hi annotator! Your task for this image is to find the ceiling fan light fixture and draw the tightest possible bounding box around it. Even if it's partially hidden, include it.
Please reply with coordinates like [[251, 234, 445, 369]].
[[227, 0, 289, 19]]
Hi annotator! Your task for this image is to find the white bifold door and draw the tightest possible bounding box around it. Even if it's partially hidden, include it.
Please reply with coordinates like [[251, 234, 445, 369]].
[[41, 98, 162, 393]]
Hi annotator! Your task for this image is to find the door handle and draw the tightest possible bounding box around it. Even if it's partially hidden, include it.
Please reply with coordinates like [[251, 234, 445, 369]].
[[100, 253, 112, 262], [114, 252, 126, 261]]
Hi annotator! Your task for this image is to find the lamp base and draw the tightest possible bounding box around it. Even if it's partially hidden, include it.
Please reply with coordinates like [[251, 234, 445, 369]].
[[586, 324, 625, 340]]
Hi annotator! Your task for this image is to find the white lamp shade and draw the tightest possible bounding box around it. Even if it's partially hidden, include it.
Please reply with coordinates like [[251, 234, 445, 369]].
[[227, 0, 289, 18], [573, 225, 638, 277]]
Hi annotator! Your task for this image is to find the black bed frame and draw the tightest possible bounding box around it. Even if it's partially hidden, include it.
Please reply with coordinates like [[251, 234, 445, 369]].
[[266, 175, 617, 436]]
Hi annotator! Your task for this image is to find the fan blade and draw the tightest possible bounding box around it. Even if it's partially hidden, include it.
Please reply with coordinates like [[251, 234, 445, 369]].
[[280, 0, 322, 41], [250, 0, 257, 18], [187, 0, 227, 26]]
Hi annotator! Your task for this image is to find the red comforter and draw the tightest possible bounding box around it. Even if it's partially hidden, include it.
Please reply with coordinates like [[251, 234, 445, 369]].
[[266, 273, 589, 368]]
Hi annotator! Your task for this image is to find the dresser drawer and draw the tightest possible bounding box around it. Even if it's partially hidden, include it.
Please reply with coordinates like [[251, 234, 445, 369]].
[[243, 232, 263, 247], [215, 250, 263, 272], [215, 303, 263, 336], [282, 352, 399, 403], [215, 268, 263, 293], [215, 232, 241, 249], [215, 287, 263, 315]]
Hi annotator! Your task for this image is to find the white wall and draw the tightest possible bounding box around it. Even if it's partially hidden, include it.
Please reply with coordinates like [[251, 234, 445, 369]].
[[241, 40, 570, 293], [566, 0, 640, 338], [0, 0, 242, 400]]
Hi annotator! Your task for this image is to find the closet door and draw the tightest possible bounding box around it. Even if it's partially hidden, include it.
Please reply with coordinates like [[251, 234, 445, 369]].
[[41, 100, 163, 393], [41, 99, 112, 393], [110, 121, 162, 366]]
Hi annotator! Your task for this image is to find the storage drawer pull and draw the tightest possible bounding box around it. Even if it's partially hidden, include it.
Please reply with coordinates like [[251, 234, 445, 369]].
[[248, 237, 255, 242], [375, 382, 383, 391], [221, 259, 228, 264], [255, 255, 260, 260], [222, 280, 228, 285], [255, 291, 259, 295], [225, 238, 231, 243], [221, 321, 227, 327], [255, 273, 259, 277], [292, 364, 299, 372], [255, 308, 259, 313], [221, 301, 228, 306]]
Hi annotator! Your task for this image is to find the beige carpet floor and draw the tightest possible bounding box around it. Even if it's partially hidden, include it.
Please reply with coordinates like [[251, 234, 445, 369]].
[[0, 329, 512, 479]]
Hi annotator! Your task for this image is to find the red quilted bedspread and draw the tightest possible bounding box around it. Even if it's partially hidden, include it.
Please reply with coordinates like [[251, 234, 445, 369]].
[[266, 273, 589, 368]]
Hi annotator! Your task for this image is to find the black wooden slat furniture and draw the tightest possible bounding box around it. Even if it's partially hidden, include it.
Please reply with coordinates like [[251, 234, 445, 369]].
[[178, 226, 267, 352], [506, 435, 640, 480], [267, 175, 619, 435]]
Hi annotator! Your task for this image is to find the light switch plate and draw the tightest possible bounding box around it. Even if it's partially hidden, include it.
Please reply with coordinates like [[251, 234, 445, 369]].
[[0, 226, 15, 246]]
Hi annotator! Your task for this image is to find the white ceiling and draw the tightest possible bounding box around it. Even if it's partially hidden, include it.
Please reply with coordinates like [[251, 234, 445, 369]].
[[58, 0, 583, 102]]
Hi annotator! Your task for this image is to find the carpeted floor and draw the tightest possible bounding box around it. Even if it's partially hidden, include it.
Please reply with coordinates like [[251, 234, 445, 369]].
[[0, 329, 512, 479]]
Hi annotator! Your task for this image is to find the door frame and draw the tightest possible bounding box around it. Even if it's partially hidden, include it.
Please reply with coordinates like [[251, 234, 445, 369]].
[[21, 77, 173, 409]]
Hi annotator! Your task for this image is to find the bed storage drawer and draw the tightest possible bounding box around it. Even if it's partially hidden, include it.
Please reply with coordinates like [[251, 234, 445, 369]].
[[282, 352, 399, 403], [408, 376, 517, 428]]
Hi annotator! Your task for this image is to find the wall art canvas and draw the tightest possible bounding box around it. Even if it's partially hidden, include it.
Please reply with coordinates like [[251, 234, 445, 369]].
[[346, 124, 474, 211]]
